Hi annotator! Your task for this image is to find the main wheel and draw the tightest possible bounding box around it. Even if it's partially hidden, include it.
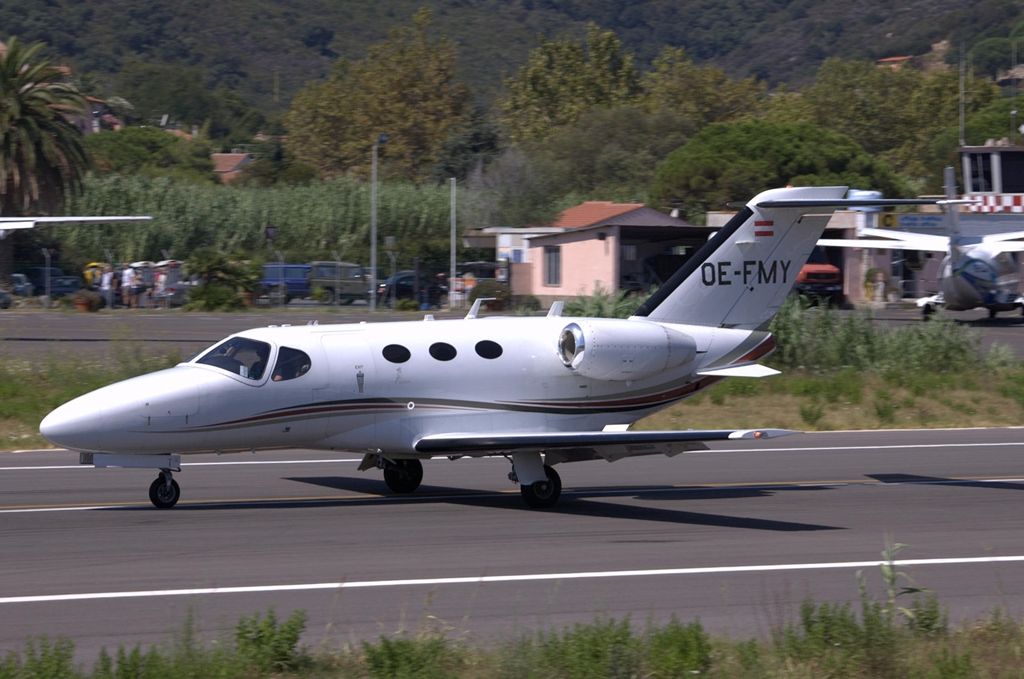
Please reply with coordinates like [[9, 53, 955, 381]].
[[520, 465, 561, 509], [148, 476, 180, 509], [383, 458, 424, 494]]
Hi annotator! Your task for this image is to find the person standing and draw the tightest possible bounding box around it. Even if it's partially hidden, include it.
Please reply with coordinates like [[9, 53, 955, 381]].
[[99, 265, 113, 309], [121, 265, 136, 309]]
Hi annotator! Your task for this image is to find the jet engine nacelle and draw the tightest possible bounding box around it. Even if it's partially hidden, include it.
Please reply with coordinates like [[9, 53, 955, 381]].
[[557, 319, 697, 381]]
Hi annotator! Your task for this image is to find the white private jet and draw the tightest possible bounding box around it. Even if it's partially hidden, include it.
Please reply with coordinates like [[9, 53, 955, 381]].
[[0, 216, 151, 240], [818, 168, 1024, 319], [40, 187, 934, 509]]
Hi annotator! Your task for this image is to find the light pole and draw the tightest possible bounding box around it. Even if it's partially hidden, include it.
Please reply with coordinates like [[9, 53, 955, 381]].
[[369, 133, 389, 311], [41, 248, 51, 308]]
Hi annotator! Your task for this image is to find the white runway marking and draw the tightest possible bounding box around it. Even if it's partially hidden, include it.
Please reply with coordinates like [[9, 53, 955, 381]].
[[3, 555, 1024, 604]]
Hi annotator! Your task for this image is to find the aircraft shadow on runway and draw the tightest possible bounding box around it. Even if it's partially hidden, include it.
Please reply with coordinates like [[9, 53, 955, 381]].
[[868, 473, 1024, 491], [268, 476, 842, 532]]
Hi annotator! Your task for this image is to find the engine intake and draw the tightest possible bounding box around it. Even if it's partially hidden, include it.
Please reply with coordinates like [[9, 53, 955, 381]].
[[557, 319, 696, 381]]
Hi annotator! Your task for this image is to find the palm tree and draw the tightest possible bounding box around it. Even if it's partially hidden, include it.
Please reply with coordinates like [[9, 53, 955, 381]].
[[0, 37, 90, 283]]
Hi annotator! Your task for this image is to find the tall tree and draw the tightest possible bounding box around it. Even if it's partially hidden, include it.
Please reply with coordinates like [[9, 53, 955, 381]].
[[0, 37, 89, 282], [651, 120, 908, 221], [284, 9, 472, 182], [642, 47, 765, 129], [499, 24, 641, 142]]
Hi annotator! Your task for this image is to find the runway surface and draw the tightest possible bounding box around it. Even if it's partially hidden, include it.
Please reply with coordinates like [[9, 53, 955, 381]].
[[2, 427, 1024, 662]]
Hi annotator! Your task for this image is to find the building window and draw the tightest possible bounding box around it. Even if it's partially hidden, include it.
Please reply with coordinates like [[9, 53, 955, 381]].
[[622, 244, 638, 261], [968, 153, 993, 193], [544, 246, 561, 286]]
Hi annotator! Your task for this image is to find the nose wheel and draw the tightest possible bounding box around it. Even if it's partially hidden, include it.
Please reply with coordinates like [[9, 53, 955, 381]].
[[148, 470, 180, 509]]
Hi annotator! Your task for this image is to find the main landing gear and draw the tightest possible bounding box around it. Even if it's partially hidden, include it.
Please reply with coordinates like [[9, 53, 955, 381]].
[[509, 451, 562, 509], [148, 469, 180, 509], [382, 458, 424, 494], [519, 465, 562, 509]]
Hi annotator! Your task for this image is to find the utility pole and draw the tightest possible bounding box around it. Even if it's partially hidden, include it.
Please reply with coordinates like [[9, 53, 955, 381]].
[[369, 133, 388, 312], [450, 177, 457, 309]]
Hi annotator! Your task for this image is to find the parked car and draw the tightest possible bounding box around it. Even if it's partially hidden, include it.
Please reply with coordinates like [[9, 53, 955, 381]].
[[259, 263, 311, 304], [10, 273, 33, 297], [19, 266, 64, 294], [376, 270, 445, 308], [308, 260, 366, 305], [50, 275, 84, 299], [0, 289, 11, 309]]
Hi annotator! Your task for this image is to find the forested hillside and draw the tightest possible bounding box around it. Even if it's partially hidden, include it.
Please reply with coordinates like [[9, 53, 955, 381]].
[[1, 0, 1018, 109]]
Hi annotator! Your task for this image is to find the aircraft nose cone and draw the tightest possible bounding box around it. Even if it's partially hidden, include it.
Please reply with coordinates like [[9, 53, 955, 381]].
[[40, 400, 102, 450]]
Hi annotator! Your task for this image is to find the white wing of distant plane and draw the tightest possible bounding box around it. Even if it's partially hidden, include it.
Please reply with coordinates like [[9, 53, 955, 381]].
[[415, 428, 794, 462], [0, 216, 151, 238], [981, 230, 1024, 243]]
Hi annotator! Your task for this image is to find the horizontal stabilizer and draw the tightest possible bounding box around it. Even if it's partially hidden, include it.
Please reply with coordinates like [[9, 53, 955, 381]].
[[817, 238, 949, 253], [757, 198, 938, 208], [697, 363, 780, 378]]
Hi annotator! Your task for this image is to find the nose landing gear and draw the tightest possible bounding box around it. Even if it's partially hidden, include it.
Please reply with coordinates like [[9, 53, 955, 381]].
[[148, 469, 180, 509]]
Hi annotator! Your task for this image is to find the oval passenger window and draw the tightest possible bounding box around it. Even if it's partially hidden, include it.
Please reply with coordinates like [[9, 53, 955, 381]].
[[382, 344, 411, 363], [429, 342, 457, 361], [475, 340, 503, 359]]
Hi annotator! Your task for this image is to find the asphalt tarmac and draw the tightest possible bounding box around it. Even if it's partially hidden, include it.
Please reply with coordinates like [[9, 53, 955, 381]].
[[2, 427, 1024, 663]]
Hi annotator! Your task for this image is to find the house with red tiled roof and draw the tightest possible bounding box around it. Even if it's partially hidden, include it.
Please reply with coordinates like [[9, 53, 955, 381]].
[[514, 201, 713, 306], [212, 153, 254, 183]]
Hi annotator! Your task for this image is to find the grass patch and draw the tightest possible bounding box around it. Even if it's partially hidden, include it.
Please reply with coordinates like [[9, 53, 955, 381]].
[[7, 589, 1024, 678]]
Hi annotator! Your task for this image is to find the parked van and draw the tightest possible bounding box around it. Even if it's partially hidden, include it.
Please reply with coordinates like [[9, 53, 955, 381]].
[[308, 261, 366, 305], [260, 263, 312, 304]]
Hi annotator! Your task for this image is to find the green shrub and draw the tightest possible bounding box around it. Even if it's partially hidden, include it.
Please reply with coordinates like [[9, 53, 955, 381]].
[[234, 609, 307, 673], [184, 283, 244, 311], [362, 635, 462, 679], [645, 618, 712, 677], [468, 279, 510, 309]]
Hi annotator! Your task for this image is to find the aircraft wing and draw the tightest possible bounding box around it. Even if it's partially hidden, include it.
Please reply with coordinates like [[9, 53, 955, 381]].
[[817, 238, 949, 252], [0, 216, 151, 226], [982, 230, 1024, 243], [0, 216, 151, 238], [415, 428, 795, 463], [983, 241, 1024, 253]]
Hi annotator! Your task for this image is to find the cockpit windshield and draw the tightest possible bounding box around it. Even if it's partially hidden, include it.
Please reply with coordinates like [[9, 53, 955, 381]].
[[196, 337, 271, 380]]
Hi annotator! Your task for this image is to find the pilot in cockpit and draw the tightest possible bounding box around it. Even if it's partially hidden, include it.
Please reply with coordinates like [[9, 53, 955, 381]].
[[272, 347, 311, 382]]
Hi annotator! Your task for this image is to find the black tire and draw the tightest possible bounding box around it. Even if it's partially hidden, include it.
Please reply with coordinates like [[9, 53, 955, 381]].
[[922, 304, 934, 321], [520, 465, 561, 509], [383, 458, 424, 494], [323, 288, 336, 305], [148, 476, 180, 509]]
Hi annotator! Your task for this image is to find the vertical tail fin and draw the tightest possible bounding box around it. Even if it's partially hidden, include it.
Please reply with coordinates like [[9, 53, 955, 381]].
[[634, 186, 848, 329], [633, 187, 938, 329]]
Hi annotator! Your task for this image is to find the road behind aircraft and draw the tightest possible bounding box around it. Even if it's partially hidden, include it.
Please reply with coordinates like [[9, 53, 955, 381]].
[[40, 187, 935, 509]]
